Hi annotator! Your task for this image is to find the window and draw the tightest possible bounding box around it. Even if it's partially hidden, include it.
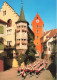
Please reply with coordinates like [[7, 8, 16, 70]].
[[37, 30, 39, 33], [17, 44, 20, 46], [37, 43, 38, 45], [7, 19, 12, 27], [37, 25, 38, 28], [17, 39, 20, 41], [3, 11, 6, 16], [17, 26, 20, 28], [24, 39, 26, 41], [37, 36, 39, 39], [7, 41, 12, 45], [7, 29, 12, 35], [22, 39, 23, 41], [22, 25, 23, 28], [24, 26, 26, 28]]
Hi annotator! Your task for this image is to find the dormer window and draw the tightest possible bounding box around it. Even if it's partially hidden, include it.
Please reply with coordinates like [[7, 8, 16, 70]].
[[3, 10, 6, 16]]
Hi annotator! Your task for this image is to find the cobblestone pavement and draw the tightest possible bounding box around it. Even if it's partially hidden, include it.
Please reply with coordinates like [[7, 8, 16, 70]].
[[0, 68, 54, 80]]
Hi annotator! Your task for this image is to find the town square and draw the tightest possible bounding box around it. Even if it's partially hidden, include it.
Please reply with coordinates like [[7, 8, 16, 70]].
[[0, 0, 56, 80]]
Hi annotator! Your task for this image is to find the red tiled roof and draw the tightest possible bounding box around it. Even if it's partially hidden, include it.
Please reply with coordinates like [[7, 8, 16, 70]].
[[47, 29, 57, 39], [0, 19, 7, 24], [42, 29, 57, 38], [42, 29, 57, 43], [41, 30, 50, 39]]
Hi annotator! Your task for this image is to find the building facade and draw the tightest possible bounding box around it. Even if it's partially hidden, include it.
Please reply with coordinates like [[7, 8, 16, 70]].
[[41, 29, 57, 60], [16, 6, 29, 55], [0, 2, 34, 69], [32, 13, 44, 57], [0, 19, 7, 72]]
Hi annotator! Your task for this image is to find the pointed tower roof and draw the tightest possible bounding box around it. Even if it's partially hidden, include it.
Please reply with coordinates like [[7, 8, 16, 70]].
[[16, 0, 29, 25], [19, 5, 26, 21], [31, 13, 44, 25]]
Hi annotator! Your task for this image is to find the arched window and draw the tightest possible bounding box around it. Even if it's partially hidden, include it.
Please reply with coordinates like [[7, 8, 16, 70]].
[[7, 19, 12, 27]]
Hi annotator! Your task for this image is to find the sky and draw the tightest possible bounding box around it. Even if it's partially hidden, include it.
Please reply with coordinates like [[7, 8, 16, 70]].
[[0, 0, 56, 31]]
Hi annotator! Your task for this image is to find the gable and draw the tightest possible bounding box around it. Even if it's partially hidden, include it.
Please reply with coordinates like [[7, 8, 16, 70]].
[[32, 13, 44, 25], [0, 2, 19, 23]]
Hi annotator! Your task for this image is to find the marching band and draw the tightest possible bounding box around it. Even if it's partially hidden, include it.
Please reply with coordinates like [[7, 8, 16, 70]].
[[17, 59, 48, 80]]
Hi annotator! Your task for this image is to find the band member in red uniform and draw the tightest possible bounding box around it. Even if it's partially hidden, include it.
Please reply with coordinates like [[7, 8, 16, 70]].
[[32, 68, 35, 74], [22, 71, 26, 80], [36, 68, 39, 78], [30, 68, 33, 77], [21, 68, 23, 72], [24, 68, 27, 76]]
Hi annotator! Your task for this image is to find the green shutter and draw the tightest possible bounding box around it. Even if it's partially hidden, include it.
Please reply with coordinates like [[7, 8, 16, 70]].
[[0, 44, 4, 50], [0, 26, 4, 34]]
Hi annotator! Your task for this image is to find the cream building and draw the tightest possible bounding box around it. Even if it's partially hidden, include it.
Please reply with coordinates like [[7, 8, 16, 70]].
[[0, 2, 19, 46], [0, 2, 20, 67], [16, 5, 29, 54], [0, 2, 31, 67]]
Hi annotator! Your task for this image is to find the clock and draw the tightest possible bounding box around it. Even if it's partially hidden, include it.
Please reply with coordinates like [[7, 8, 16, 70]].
[[36, 19, 39, 23]]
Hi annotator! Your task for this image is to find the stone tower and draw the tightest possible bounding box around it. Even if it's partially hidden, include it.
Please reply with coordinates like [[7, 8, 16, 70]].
[[16, 0, 29, 55], [32, 13, 44, 57]]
